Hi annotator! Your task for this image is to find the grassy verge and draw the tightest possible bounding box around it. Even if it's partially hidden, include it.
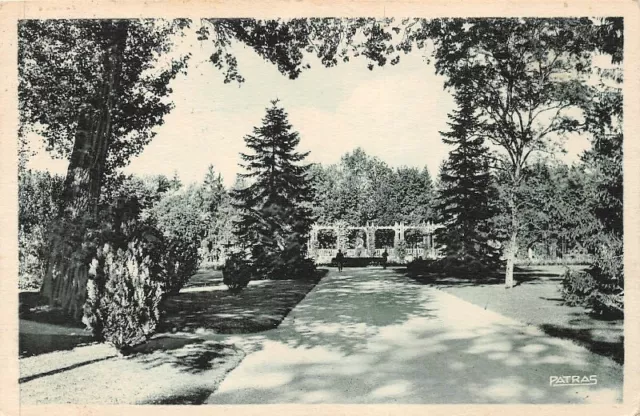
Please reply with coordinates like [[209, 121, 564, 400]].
[[19, 268, 327, 404], [160, 268, 328, 334], [404, 265, 623, 365]]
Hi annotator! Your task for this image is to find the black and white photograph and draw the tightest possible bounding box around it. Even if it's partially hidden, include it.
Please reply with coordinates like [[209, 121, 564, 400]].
[[1, 3, 637, 411]]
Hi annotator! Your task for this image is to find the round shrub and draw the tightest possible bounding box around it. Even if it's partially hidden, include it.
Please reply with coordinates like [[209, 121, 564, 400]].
[[83, 240, 164, 352], [560, 268, 598, 307], [222, 254, 252, 293], [282, 257, 317, 280], [161, 238, 200, 295]]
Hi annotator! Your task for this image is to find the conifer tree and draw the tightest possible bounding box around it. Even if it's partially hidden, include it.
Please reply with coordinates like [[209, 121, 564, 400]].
[[202, 164, 225, 214], [232, 100, 315, 279], [169, 171, 183, 191], [435, 88, 500, 268]]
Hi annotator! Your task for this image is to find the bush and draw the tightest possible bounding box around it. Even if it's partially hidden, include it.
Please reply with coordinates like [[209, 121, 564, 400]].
[[588, 240, 623, 317], [18, 225, 48, 290], [83, 239, 164, 352], [591, 289, 623, 317], [560, 267, 623, 318], [560, 236, 623, 318], [427, 254, 493, 277], [161, 238, 200, 295], [395, 240, 408, 263], [560, 268, 598, 307], [248, 238, 317, 280], [282, 257, 316, 279], [222, 254, 252, 293], [406, 258, 436, 276]]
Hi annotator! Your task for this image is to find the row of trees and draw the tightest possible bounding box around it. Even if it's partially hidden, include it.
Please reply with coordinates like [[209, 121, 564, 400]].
[[310, 148, 435, 226]]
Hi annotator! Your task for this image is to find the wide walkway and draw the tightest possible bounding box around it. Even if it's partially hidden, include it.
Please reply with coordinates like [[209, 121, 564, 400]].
[[206, 268, 622, 404]]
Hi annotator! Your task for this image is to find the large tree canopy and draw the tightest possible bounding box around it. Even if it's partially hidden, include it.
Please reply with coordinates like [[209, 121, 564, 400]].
[[19, 19, 191, 175], [19, 18, 396, 176]]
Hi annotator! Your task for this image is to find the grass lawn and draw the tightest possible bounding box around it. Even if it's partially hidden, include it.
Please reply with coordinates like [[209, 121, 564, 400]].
[[161, 268, 327, 334], [406, 265, 623, 365], [19, 268, 326, 404]]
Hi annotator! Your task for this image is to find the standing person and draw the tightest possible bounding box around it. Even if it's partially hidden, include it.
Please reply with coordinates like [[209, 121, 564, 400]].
[[382, 249, 389, 269], [207, 240, 214, 262], [336, 249, 345, 272]]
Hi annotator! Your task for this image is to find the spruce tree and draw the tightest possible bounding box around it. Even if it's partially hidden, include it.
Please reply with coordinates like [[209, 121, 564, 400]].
[[232, 100, 315, 279], [435, 88, 500, 270], [169, 171, 182, 190], [202, 164, 225, 214]]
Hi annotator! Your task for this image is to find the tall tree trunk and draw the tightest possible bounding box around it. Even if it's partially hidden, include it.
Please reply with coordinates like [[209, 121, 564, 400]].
[[40, 21, 129, 320], [504, 190, 518, 288]]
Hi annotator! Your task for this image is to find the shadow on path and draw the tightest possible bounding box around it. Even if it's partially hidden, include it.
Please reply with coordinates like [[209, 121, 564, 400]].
[[208, 268, 622, 404], [405, 265, 624, 365]]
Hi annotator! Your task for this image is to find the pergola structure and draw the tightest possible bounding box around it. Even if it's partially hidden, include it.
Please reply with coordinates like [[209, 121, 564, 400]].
[[308, 221, 443, 262]]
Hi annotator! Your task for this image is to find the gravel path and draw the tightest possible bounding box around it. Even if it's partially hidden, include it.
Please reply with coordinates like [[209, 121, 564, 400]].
[[206, 268, 623, 404]]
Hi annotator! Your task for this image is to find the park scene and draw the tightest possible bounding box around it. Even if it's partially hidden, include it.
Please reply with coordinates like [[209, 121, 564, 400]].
[[17, 17, 623, 404]]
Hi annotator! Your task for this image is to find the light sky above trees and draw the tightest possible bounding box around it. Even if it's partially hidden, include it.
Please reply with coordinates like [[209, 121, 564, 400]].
[[25, 24, 592, 188]]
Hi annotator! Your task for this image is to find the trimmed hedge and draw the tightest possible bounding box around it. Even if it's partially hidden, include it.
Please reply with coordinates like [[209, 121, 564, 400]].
[[406, 254, 497, 278], [330, 257, 387, 267]]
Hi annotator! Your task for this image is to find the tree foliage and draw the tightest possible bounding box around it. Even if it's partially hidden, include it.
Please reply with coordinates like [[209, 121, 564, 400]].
[[311, 148, 435, 226], [232, 101, 316, 280], [560, 18, 623, 316], [18, 170, 65, 289], [517, 160, 598, 257], [402, 18, 606, 287], [392, 166, 435, 224], [435, 86, 500, 268], [19, 19, 191, 176]]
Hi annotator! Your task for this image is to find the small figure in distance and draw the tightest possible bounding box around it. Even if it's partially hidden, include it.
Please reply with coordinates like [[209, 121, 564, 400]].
[[382, 249, 389, 269], [336, 249, 345, 272]]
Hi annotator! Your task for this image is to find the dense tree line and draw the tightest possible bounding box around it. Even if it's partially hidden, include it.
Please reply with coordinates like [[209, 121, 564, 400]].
[[310, 148, 435, 226]]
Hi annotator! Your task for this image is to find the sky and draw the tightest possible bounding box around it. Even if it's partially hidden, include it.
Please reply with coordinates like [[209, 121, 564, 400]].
[[25, 26, 592, 188]]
